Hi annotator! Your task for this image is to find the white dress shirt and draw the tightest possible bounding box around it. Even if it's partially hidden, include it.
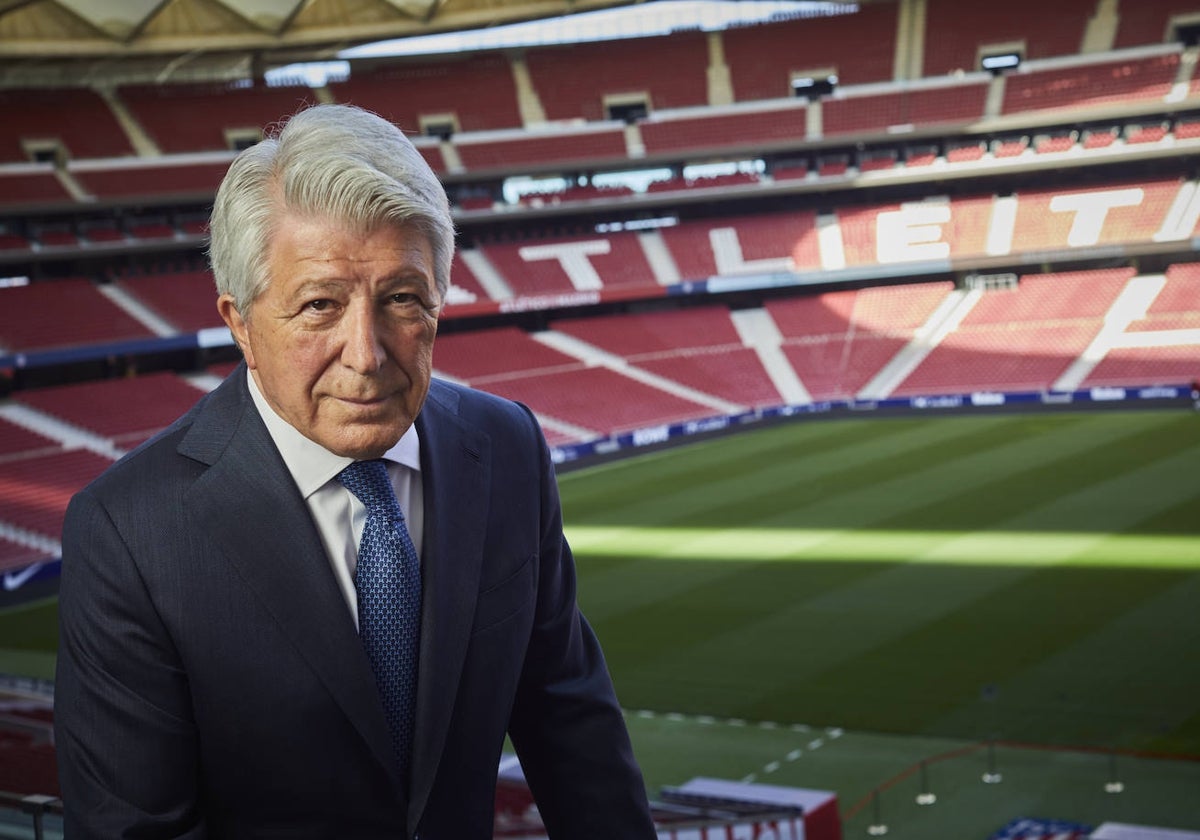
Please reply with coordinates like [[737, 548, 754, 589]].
[[246, 372, 424, 629]]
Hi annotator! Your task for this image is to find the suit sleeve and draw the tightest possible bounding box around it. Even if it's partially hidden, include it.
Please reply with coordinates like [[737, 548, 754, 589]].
[[504, 407, 657, 840], [55, 488, 207, 840]]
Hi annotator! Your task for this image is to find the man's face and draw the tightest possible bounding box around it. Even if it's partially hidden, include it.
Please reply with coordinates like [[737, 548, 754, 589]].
[[219, 213, 441, 460]]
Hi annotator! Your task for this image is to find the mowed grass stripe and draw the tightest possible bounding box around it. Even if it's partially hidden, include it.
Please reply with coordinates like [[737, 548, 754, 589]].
[[0, 598, 58, 680], [563, 413, 1020, 528], [926, 569, 1200, 753], [577, 413, 1193, 672], [753, 563, 1195, 745], [574, 528, 1200, 567], [866, 411, 1200, 535], [568, 412, 1166, 555], [565, 411, 1200, 755], [561, 414, 945, 519], [894, 434, 1200, 564], [745, 411, 1188, 532], [666, 457, 1199, 732], [568, 416, 1032, 622], [602, 557, 1035, 720], [595, 520, 1200, 737], [568, 410, 1120, 625]]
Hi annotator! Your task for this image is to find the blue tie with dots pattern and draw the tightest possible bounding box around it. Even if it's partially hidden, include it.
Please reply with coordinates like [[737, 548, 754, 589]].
[[337, 459, 422, 777]]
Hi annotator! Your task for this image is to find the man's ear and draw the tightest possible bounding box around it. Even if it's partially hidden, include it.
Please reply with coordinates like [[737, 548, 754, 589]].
[[217, 294, 256, 370]]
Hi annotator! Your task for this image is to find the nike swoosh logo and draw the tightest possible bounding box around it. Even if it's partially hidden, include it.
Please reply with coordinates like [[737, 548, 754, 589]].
[[3, 563, 42, 592]]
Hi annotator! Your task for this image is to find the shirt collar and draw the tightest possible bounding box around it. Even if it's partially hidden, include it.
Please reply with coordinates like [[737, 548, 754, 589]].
[[245, 369, 421, 500]]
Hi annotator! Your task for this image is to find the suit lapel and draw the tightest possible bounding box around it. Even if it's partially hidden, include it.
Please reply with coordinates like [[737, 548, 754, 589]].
[[407, 382, 491, 836], [177, 367, 403, 793]]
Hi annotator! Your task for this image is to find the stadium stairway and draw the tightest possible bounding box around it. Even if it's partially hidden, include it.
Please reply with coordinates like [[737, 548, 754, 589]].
[[857, 288, 982, 400], [531, 329, 746, 416], [728, 308, 812, 405], [1055, 274, 1172, 391], [0, 403, 122, 461], [98, 283, 178, 337], [458, 248, 515, 302]]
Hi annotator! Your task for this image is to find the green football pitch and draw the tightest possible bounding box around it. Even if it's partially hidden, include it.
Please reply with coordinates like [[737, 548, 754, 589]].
[[557, 408, 1200, 835], [3, 407, 1199, 836]]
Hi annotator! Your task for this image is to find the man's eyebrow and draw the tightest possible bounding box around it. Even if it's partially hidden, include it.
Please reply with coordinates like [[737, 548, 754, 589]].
[[380, 272, 436, 290], [289, 279, 344, 297]]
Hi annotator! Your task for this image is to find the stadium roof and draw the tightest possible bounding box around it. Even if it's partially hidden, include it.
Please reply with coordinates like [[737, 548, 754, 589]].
[[0, 0, 680, 58], [0, 0, 860, 79]]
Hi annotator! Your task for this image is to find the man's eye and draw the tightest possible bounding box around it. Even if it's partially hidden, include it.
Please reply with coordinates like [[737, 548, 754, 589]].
[[305, 299, 333, 312]]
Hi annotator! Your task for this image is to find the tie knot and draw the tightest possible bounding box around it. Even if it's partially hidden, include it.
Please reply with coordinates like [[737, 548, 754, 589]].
[[337, 460, 401, 519]]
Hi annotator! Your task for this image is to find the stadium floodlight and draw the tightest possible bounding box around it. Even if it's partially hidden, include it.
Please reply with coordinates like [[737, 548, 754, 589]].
[[981, 52, 1021, 73]]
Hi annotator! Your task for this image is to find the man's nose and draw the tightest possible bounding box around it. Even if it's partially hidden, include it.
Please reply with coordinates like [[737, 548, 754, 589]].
[[341, 307, 386, 373]]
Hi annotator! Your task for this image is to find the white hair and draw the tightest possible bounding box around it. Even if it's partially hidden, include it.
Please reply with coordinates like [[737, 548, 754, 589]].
[[208, 104, 455, 314]]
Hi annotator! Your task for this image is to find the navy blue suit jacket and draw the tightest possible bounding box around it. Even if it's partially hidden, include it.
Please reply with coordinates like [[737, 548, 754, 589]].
[[55, 366, 654, 839]]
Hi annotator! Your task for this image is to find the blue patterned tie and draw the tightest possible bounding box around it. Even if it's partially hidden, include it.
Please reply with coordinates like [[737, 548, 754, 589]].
[[337, 459, 422, 777]]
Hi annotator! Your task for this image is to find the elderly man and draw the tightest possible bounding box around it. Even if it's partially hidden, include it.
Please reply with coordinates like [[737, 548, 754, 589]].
[[54, 104, 656, 839]]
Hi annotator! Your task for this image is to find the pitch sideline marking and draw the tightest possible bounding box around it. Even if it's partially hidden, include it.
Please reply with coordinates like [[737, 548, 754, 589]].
[[627, 709, 843, 783]]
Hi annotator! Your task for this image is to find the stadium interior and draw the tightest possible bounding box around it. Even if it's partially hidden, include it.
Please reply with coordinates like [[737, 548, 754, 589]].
[[1, 0, 1200, 837]]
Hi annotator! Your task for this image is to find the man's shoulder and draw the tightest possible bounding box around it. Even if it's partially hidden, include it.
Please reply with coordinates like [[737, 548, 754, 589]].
[[77, 370, 245, 502], [423, 378, 547, 458], [426, 378, 533, 427]]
